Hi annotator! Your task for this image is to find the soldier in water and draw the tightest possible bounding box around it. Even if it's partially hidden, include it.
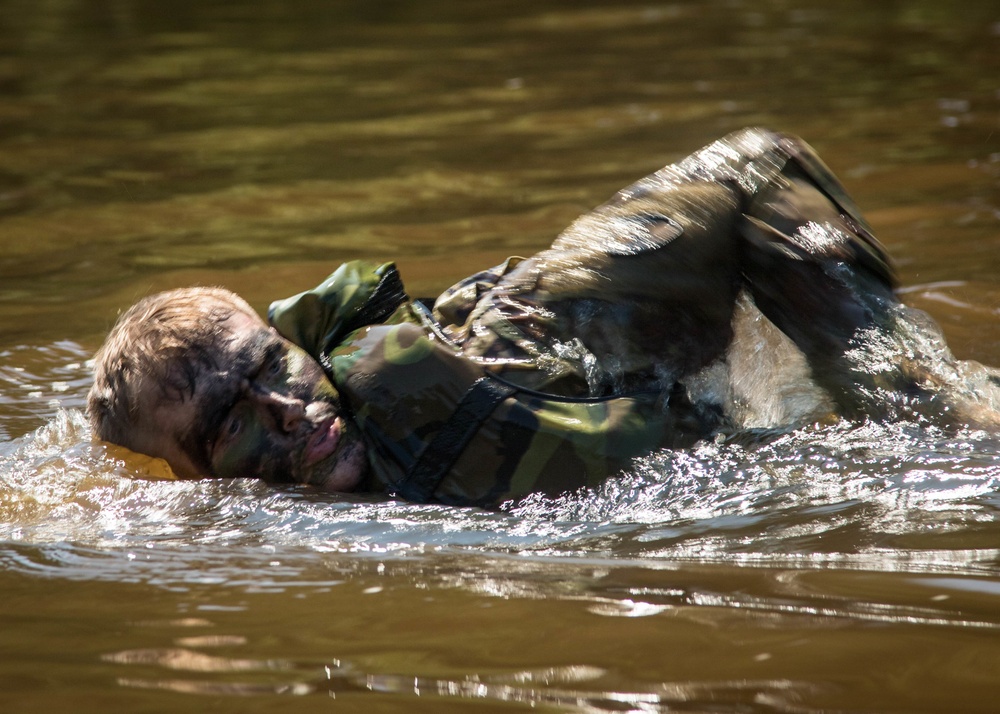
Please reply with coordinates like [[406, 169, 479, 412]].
[[87, 128, 1000, 506]]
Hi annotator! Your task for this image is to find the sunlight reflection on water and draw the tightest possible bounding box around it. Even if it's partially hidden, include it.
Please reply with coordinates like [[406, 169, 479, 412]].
[[3, 406, 1000, 590]]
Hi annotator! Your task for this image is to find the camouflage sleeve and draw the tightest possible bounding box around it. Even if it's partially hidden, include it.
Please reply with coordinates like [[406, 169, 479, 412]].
[[267, 260, 408, 360]]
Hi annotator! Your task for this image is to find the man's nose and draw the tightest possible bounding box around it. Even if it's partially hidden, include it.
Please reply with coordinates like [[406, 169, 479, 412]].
[[249, 385, 307, 433]]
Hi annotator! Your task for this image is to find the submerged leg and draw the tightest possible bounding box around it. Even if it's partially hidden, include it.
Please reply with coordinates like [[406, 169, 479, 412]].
[[739, 134, 1000, 429], [739, 161, 897, 416]]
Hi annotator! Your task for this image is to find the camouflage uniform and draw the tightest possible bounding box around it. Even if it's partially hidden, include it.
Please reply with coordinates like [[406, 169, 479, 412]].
[[268, 128, 895, 506]]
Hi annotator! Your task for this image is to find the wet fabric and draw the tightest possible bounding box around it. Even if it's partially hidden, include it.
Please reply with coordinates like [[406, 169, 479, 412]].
[[269, 265, 708, 505], [268, 128, 897, 506]]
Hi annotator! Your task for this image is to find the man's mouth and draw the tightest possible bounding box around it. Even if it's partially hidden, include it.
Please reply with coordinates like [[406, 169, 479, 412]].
[[302, 416, 342, 467]]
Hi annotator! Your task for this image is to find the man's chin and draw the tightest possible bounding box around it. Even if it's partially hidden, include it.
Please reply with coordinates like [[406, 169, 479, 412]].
[[306, 438, 368, 493]]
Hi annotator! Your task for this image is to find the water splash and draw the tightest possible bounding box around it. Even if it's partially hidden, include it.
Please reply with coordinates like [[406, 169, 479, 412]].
[[2, 404, 999, 590], [0, 341, 92, 439], [510, 419, 1000, 567]]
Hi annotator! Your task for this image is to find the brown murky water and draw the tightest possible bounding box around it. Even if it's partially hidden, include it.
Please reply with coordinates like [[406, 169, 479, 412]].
[[1, 1, 999, 712]]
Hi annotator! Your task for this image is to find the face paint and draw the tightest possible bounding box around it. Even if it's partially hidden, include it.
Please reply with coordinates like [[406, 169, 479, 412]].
[[208, 339, 359, 486], [211, 399, 294, 481], [141, 307, 368, 491]]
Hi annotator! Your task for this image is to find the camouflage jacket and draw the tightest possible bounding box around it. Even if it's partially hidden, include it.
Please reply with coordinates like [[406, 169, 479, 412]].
[[268, 261, 706, 506], [268, 128, 895, 507]]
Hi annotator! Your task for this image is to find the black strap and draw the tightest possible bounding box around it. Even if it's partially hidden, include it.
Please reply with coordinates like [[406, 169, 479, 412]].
[[397, 376, 516, 503]]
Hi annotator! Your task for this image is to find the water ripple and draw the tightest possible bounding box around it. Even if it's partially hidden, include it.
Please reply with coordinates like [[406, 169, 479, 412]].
[[1, 408, 999, 589]]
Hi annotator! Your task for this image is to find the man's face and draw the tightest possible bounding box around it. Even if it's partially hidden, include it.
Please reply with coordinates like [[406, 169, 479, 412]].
[[133, 308, 368, 491]]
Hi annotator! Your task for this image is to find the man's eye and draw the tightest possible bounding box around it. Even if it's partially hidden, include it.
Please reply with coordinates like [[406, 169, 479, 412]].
[[224, 415, 243, 439]]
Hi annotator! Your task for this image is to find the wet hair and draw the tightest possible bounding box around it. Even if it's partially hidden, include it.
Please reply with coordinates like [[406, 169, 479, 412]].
[[87, 286, 258, 448]]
